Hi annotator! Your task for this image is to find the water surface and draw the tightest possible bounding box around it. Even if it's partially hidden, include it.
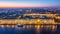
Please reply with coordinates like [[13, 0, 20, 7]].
[[0, 25, 60, 34]]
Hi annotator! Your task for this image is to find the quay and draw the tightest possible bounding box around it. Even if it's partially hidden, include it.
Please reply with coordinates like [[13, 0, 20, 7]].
[[0, 14, 60, 25]]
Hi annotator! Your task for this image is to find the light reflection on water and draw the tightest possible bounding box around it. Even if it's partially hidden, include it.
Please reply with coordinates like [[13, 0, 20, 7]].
[[0, 25, 60, 34]]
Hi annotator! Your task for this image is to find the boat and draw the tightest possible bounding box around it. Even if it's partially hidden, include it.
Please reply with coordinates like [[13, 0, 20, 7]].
[[17, 24, 24, 27]]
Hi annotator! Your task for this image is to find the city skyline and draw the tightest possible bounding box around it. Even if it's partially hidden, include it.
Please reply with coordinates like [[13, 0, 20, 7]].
[[0, 0, 60, 8]]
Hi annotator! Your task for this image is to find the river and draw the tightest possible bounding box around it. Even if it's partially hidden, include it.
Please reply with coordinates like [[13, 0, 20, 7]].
[[0, 25, 60, 34]]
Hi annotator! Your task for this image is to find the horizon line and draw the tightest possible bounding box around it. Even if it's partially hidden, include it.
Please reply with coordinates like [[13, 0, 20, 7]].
[[0, 6, 60, 8]]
